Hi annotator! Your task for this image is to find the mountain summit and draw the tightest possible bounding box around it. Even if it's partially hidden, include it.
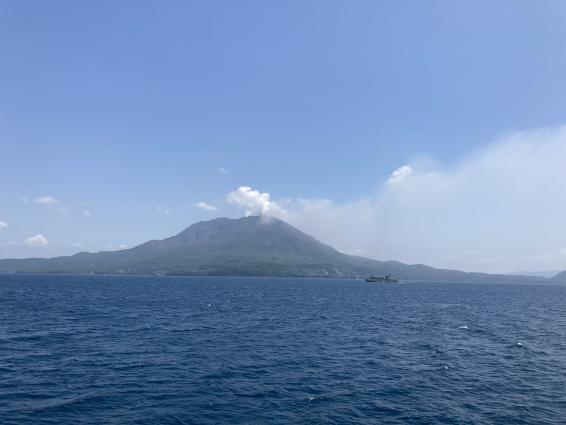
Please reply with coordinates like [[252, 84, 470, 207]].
[[0, 216, 547, 282]]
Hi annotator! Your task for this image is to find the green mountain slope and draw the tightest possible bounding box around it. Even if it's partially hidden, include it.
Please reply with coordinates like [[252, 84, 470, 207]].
[[0, 216, 548, 282]]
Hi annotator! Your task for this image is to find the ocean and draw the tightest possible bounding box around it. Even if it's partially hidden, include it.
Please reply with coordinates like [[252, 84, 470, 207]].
[[1, 274, 565, 424]]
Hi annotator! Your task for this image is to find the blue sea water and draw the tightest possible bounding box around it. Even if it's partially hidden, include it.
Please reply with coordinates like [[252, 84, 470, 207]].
[[1, 275, 565, 424]]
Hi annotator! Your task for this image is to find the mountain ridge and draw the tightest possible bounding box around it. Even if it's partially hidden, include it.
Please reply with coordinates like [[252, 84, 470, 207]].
[[0, 216, 552, 283], [551, 270, 566, 282]]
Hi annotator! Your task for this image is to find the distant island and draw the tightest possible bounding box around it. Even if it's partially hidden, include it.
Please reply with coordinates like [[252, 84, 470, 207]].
[[0, 216, 561, 283]]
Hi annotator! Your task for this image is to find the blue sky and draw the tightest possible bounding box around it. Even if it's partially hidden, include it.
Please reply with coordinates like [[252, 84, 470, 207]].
[[2, 1, 566, 273]]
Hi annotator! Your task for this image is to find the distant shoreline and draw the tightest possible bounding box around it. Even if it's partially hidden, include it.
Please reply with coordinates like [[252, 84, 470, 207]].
[[0, 271, 556, 286]]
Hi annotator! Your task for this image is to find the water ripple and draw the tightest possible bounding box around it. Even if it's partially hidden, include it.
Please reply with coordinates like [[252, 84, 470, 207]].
[[1, 274, 566, 424]]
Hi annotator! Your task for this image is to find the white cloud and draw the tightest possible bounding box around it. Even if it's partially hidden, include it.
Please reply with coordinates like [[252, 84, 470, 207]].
[[218, 166, 230, 174], [32, 195, 70, 214], [35, 196, 58, 205], [24, 234, 49, 248], [227, 186, 286, 216], [196, 202, 219, 212], [0, 221, 7, 229], [242, 126, 566, 273], [156, 205, 170, 214], [73, 242, 84, 248], [103, 243, 128, 251], [27, 196, 86, 215], [387, 165, 413, 185]]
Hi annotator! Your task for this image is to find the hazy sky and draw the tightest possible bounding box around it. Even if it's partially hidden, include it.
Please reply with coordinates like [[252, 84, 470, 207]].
[[2, 1, 566, 273]]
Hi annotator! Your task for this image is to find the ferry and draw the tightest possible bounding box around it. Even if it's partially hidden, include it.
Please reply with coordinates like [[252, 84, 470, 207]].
[[366, 274, 399, 283]]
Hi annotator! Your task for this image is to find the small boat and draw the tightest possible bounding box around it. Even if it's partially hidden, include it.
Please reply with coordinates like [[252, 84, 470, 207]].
[[366, 274, 398, 283]]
